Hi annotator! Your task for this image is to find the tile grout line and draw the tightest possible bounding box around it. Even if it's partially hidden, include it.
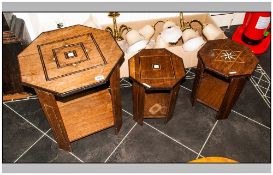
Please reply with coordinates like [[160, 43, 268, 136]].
[[250, 64, 271, 108], [144, 121, 202, 157], [122, 109, 203, 157], [43, 134, 84, 163], [104, 122, 137, 163], [4, 103, 50, 135], [196, 120, 218, 159], [4, 103, 85, 163], [179, 85, 271, 130], [180, 85, 192, 92], [232, 110, 270, 130], [14, 129, 51, 163], [121, 79, 132, 86], [3, 96, 38, 104], [250, 77, 271, 108]]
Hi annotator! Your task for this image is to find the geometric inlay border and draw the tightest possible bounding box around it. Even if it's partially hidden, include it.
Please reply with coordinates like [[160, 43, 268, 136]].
[[37, 33, 107, 81], [52, 42, 90, 69]]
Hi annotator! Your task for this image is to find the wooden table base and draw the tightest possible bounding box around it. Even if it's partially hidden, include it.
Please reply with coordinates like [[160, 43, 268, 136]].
[[132, 81, 181, 125], [35, 66, 122, 152]]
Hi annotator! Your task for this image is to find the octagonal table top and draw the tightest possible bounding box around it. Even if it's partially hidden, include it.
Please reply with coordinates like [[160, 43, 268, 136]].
[[18, 25, 124, 97], [198, 39, 259, 78], [129, 49, 186, 90]]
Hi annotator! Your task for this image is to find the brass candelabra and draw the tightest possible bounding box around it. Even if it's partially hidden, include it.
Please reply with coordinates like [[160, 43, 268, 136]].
[[105, 12, 131, 41]]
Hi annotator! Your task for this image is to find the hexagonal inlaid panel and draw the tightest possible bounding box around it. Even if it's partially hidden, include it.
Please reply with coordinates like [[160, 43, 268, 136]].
[[198, 39, 259, 78], [38, 33, 107, 81], [18, 25, 123, 96], [129, 49, 186, 89]]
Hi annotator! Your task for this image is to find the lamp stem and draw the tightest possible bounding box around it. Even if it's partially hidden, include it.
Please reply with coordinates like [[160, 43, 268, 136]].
[[180, 12, 185, 30]]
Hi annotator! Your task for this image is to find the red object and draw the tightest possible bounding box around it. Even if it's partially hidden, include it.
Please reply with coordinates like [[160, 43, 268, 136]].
[[232, 12, 271, 54]]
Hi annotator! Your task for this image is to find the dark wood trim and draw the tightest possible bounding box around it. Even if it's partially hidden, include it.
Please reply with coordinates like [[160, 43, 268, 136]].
[[132, 81, 145, 125], [35, 89, 71, 152], [216, 77, 246, 119], [110, 64, 122, 134], [165, 82, 180, 123], [191, 60, 204, 106]]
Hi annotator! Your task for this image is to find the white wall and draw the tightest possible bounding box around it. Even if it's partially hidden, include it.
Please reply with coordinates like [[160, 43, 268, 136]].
[[14, 12, 245, 40]]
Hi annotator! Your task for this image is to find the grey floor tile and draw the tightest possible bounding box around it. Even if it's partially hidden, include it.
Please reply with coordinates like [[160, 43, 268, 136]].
[[201, 112, 271, 163], [6, 99, 50, 132], [233, 80, 271, 128], [107, 123, 197, 163], [3, 105, 43, 163], [121, 86, 133, 113], [47, 112, 136, 162], [17, 136, 80, 163], [145, 88, 217, 152], [181, 68, 196, 90]]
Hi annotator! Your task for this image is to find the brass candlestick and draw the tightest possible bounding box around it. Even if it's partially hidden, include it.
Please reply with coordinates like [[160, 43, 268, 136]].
[[179, 12, 204, 31], [105, 12, 131, 41]]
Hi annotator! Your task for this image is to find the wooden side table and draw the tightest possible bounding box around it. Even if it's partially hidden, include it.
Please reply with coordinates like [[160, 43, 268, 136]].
[[18, 25, 124, 151], [192, 39, 259, 120], [3, 13, 31, 97], [129, 49, 186, 124]]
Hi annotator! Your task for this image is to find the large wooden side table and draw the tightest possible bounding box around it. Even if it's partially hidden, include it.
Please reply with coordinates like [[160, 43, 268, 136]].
[[192, 39, 259, 120], [18, 25, 124, 151], [129, 49, 186, 124]]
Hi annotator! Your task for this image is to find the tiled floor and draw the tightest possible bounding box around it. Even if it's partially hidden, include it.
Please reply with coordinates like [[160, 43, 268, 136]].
[[2, 25, 271, 163]]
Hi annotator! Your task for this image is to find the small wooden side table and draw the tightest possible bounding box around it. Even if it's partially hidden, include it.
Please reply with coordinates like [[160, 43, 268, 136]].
[[192, 39, 259, 120], [129, 49, 186, 124], [18, 25, 124, 151]]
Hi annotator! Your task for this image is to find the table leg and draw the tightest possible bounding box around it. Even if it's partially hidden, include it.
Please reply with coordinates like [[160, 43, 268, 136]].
[[35, 89, 71, 152], [165, 82, 180, 124], [191, 60, 204, 106], [217, 77, 246, 120], [110, 65, 122, 134], [132, 81, 145, 125]]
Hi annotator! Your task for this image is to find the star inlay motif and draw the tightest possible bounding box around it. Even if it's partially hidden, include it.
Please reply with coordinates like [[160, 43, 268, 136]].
[[213, 49, 244, 63]]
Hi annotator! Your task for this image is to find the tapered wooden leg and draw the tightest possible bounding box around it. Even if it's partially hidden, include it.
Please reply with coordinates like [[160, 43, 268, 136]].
[[191, 60, 204, 106], [217, 77, 246, 120], [165, 82, 180, 124], [110, 65, 122, 134], [132, 81, 145, 125], [35, 89, 71, 152]]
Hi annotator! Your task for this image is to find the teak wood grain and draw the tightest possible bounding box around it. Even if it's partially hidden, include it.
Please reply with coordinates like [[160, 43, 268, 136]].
[[192, 39, 258, 120], [129, 49, 186, 90], [129, 49, 185, 124], [110, 65, 122, 134], [35, 89, 71, 151], [57, 89, 114, 142], [198, 39, 259, 78], [18, 25, 124, 97], [19, 25, 124, 151]]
